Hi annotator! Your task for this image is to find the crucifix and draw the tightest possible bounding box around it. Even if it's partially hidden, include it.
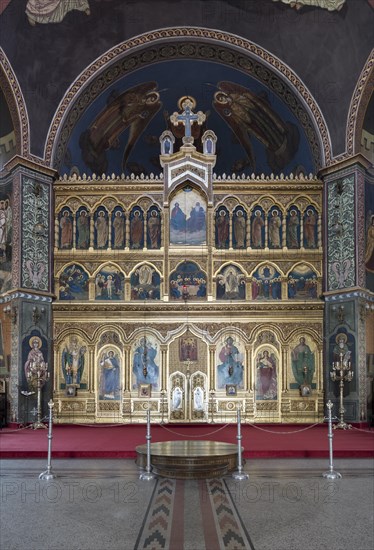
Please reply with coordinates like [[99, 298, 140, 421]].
[[170, 97, 206, 145]]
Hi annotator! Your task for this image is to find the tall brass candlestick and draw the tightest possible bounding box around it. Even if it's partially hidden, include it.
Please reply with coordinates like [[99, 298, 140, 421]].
[[27, 360, 49, 429], [330, 352, 353, 430]]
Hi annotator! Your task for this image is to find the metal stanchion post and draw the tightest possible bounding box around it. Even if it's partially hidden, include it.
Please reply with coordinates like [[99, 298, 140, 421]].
[[232, 405, 249, 480], [139, 408, 156, 481], [322, 401, 342, 480], [39, 400, 57, 480]]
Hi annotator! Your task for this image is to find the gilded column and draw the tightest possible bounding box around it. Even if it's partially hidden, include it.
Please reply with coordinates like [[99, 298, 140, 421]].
[[318, 211, 322, 248], [72, 213, 77, 250], [317, 346, 323, 392], [281, 346, 288, 392], [54, 215, 59, 252], [143, 211, 147, 250], [160, 345, 168, 392], [246, 214, 251, 249], [89, 215, 94, 250], [89, 347, 95, 393], [125, 216, 130, 250], [107, 211, 112, 251], [229, 212, 233, 250], [282, 214, 287, 248], [300, 211, 304, 249], [245, 346, 251, 391], [209, 345, 215, 390]]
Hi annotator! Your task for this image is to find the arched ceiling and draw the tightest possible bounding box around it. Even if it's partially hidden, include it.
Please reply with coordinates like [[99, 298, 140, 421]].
[[51, 34, 325, 178], [0, 0, 373, 169]]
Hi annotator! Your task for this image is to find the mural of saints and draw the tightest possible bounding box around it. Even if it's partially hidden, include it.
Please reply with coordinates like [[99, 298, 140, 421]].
[[216, 265, 245, 300], [256, 349, 277, 400], [291, 337, 315, 386], [98, 350, 121, 400], [252, 265, 281, 300], [131, 264, 160, 300], [95, 210, 109, 249], [59, 209, 73, 249], [112, 210, 125, 249], [61, 337, 87, 387], [59, 264, 89, 300], [23, 335, 47, 391], [251, 209, 265, 248], [169, 261, 206, 300], [215, 208, 229, 248], [216, 336, 244, 389], [130, 208, 144, 249], [147, 209, 161, 249], [268, 209, 282, 248], [287, 265, 318, 299], [233, 208, 246, 248], [132, 336, 159, 389], [170, 188, 206, 246], [303, 208, 317, 248], [287, 208, 300, 248], [95, 267, 124, 300], [76, 209, 90, 249]]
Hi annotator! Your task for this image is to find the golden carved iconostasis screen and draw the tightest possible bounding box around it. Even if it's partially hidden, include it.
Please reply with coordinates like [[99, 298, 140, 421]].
[[52, 166, 324, 424]]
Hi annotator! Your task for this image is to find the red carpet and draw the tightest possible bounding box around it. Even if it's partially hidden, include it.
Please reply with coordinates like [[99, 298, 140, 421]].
[[1, 423, 373, 459]]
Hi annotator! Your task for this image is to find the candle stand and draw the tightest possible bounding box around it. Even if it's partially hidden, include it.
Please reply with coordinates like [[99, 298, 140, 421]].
[[27, 359, 49, 429], [330, 352, 353, 430]]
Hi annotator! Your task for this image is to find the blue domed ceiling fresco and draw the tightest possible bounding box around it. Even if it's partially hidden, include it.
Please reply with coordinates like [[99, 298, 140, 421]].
[[58, 58, 316, 178]]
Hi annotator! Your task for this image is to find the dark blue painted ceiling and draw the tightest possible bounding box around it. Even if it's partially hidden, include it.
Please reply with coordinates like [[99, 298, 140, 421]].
[[61, 59, 314, 177]]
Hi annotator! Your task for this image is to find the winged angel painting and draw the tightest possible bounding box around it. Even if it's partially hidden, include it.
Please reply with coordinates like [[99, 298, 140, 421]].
[[213, 82, 299, 172], [79, 82, 162, 174], [76, 77, 302, 176]]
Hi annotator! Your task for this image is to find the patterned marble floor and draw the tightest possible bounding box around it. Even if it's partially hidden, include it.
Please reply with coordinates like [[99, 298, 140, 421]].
[[0, 458, 373, 550]]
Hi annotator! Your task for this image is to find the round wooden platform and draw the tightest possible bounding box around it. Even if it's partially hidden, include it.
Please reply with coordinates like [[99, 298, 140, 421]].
[[135, 440, 242, 479]]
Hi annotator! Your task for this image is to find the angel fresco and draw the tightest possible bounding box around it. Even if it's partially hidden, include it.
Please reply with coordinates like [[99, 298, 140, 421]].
[[79, 83, 162, 174], [213, 81, 299, 172]]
